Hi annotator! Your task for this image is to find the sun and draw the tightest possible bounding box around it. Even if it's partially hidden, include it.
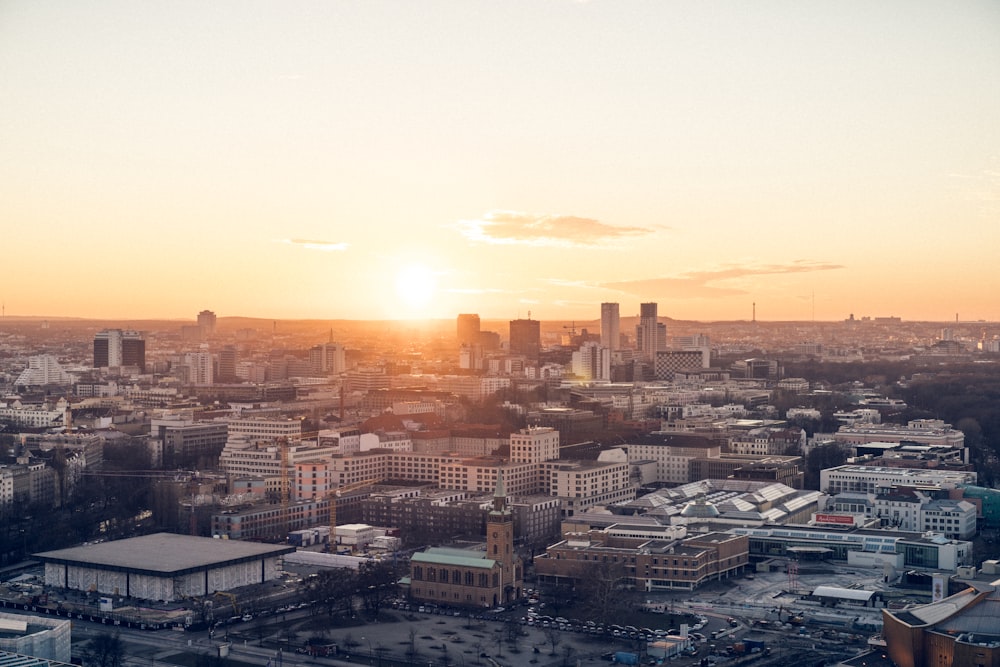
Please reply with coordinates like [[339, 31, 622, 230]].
[[394, 263, 437, 312]]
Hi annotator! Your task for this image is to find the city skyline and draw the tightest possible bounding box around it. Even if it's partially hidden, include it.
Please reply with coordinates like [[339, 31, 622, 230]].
[[2, 2, 998, 323]]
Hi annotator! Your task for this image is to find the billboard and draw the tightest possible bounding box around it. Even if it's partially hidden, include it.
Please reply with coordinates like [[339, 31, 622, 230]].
[[932, 573, 948, 602], [815, 513, 855, 525]]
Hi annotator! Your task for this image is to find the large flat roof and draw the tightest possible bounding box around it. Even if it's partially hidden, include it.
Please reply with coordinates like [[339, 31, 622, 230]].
[[34, 533, 294, 576]]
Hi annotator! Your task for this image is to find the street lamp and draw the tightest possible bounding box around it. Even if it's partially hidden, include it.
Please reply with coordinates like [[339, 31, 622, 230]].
[[362, 636, 373, 666]]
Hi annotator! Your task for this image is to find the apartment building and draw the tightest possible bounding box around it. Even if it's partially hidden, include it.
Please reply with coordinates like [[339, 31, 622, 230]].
[[625, 433, 721, 485], [544, 459, 635, 516]]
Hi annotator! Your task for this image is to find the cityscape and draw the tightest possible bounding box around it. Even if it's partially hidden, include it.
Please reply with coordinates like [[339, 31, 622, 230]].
[[1, 306, 1000, 667], [2, 3, 999, 667]]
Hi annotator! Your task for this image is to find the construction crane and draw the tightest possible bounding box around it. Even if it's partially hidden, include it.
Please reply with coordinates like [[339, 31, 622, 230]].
[[328, 478, 379, 543], [213, 590, 239, 615]]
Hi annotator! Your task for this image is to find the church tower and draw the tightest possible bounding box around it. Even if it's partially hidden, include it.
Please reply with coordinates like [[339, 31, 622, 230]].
[[487, 471, 522, 604]]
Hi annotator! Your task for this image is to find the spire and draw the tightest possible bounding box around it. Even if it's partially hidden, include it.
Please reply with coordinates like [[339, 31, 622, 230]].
[[491, 470, 509, 516], [494, 470, 506, 500]]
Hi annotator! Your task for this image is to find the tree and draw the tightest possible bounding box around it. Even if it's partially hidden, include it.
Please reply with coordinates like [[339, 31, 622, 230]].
[[543, 626, 560, 655], [357, 560, 398, 618], [301, 568, 357, 617], [577, 560, 634, 625], [83, 632, 124, 667]]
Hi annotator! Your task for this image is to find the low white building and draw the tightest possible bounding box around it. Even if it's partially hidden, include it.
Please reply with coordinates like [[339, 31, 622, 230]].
[[0, 612, 72, 663]]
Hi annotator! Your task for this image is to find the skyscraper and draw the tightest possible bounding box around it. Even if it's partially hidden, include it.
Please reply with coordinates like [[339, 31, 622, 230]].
[[600, 302, 620, 351], [457, 313, 481, 346], [636, 302, 666, 361], [197, 310, 217, 336], [509, 318, 541, 361], [94, 329, 146, 373]]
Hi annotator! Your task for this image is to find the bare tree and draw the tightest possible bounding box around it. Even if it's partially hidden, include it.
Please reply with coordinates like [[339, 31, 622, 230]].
[[83, 632, 124, 667], [543, 626, 561, 655]]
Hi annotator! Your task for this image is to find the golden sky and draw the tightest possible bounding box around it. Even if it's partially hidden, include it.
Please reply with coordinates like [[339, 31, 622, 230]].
[[2, 1, 998, 322]]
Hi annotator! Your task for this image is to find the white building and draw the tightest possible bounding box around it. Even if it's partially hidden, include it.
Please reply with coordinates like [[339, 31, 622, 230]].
[[510, 427, 560, 464], [14, 355, 72, 386], [834, 419, 966, 462], [544, 459, 635, 516], [571, 342, 611, 381], [819, 465, 977, 495]]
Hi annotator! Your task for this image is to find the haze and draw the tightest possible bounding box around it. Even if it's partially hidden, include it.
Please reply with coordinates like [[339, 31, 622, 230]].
[[1, 1, 998, 322]]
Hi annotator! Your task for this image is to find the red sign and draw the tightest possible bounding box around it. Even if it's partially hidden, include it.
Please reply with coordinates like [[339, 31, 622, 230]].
[[815, 513, 854, 525]]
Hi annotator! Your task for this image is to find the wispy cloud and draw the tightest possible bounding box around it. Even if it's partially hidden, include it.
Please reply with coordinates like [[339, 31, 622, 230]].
[[948, 162, 1000, 217], [453, 210, 655, 247], [281, 239, 349, 252], [601, 261, 845, 299]]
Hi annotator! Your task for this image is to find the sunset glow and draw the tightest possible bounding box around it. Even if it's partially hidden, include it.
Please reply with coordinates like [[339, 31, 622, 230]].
[[1, 2, 998, 322]]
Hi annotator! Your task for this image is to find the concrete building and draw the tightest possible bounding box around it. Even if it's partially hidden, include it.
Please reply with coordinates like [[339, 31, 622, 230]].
[[0, 613, 72, 663], [636, 302, 666, 361], [652, 350, 707, 381], [35, 533, 294, 602], [625, 433, 721, 486], [544, 459, 635, 516], [509, 427, 559, 464], [820, 465, 977, 495], [456, 314, 481, 347], [13, 355, 72, 387], [600, 302, 620, 352], [93, 329, 146, 373], [509, 318, 541, 361], [534, 528, 748, 591], [834, 419, 966, 462], [571, 342, 611, 381]]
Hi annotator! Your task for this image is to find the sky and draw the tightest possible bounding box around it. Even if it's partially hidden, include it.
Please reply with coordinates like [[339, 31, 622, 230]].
[[2, 1, 999, 323]]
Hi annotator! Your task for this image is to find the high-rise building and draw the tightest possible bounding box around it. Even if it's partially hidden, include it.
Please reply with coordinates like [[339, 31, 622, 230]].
[[184, 349, 213, 386], [309, 343, 346, 376], [197, 310, 217, 336], [94, 329, 146, 373], [571, 342, 611, 381], [635, 303, 666, 361], [600, 302, 620, 352], [509, 318, 541, 361], [457, 314, 481, 346], [218, 345, 238, 382]]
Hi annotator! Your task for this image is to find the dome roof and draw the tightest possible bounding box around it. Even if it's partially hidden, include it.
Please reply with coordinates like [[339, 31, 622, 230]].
[[680, 499, 720, 518]]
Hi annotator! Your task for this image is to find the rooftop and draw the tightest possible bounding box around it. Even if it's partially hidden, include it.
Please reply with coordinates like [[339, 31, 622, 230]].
[[34, 533, 294, 575]]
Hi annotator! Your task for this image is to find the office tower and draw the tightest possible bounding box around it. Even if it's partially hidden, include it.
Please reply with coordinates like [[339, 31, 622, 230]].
[[309, 343, 346, 376], [509, 318, 541, 361], [218, 345, 238, 382], [600, 302, 620, 352], [571, 341, 611, 381], [94, 329, 146, 373], [197, 310, 217, 336], [457, 313, 481, 346], [635, 302, 666, 361]]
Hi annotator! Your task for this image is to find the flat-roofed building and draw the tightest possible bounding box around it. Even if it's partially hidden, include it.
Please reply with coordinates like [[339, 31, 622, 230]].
[[625, 433, 721, 485], [820, 465, 977, 495], [35, 533, 294, 602], [534, 528, 748, 591]]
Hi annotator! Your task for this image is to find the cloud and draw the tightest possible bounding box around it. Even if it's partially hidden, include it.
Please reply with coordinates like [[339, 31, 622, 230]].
[[453, 210, 655, 247], [281, 239, 349, 252], [601, 261, 845, 299]]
